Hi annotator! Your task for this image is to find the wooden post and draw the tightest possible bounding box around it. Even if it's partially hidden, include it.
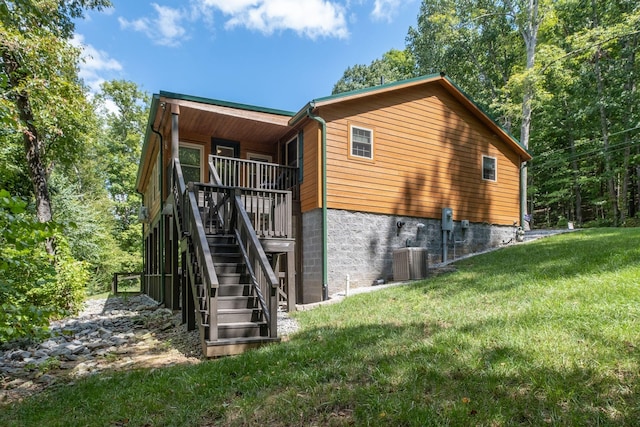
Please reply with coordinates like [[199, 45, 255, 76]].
[[171, 221, 180, 310], [171, 103, 180, 164], [286, 252, 296, 312], [181, 250, 188, 326], [186, 271, 195, 331]]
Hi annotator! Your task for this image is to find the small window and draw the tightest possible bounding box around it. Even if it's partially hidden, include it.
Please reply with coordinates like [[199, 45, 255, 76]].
[[482, 155, 497, 181], [350, 125, 373, 159], [179, 143, 203, 184], [286, 131, 304, 182], [286, 136, 298, 167]]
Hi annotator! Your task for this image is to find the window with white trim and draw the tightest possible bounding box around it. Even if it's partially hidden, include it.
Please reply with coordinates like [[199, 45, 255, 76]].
[[179, 143, 204, 184], [350, 125, 373, 159], [482, 155, 497, 181]]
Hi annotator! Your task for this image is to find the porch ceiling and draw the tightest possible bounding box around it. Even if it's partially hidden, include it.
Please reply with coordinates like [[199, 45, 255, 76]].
[[161, 97, 294, 143]]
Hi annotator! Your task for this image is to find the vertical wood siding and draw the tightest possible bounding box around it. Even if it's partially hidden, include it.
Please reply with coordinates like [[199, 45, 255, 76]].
[[313, 85, 522, 225]]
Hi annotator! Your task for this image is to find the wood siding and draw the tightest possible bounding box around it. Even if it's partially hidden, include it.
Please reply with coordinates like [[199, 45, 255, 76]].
[[312, 85, 522, 225], [299, 121, 321, 213]]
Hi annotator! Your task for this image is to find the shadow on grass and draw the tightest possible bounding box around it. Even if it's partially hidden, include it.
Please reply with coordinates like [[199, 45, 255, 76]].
[[5, 318, 638, 426]]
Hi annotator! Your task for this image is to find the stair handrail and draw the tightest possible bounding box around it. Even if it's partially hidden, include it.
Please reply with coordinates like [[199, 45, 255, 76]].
[[185, 183, 219, 294], [172, 159, 187, 233], [232, 191, 279, 337], [172, 159, 220, 342], [233, 228, 270, 325]]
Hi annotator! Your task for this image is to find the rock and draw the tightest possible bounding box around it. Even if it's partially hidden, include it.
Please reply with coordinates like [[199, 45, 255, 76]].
[[33, 349, 50, 358], [67, 344, 87, 355], [41, 339, 63, 351], [98, 327, 113, 337], [8, 350, 32, 360], [50, 347, 72, 358]]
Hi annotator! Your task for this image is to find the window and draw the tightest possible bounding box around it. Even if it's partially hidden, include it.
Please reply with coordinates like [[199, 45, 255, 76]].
[[286, 136, 298, 167], [350, 125, 373, 159], [179, 143, 203, 184], [286, 132, 304, 182], [482, 155, 497, 181]]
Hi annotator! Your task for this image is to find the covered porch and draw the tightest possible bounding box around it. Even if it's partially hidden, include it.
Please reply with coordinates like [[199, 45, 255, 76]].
[[138, 91, 304, 356]]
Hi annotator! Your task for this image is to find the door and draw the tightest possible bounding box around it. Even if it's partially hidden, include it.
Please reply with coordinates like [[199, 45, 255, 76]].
[[211, 138, 240, 186]]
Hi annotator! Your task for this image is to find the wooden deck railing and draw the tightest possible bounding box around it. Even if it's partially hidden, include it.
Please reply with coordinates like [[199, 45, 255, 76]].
[[197, 183, 293, 239], [209, 155, 299, 199]]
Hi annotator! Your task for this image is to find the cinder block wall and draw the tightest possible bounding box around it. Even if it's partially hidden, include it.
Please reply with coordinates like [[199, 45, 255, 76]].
[[322, 209, 514, 296]]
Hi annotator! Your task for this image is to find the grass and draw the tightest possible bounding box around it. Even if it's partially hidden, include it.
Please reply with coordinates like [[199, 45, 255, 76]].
[[2, 228, 639, 426]]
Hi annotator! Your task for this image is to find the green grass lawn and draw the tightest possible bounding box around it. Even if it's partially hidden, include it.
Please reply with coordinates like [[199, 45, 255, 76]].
[[2, 228, 639, 426]]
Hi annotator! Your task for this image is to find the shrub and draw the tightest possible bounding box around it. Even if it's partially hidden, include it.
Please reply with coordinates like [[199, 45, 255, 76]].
[[0, 190, 87, 342]]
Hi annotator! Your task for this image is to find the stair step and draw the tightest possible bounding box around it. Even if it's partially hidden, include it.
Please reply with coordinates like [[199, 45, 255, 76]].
[[211, 253, 243, 263], [218, 308, 263, 323], [214, 262, 246, 274], [218, 321, 267, 339], [209, 243, 239, 251], [203, 336, 280, 357], [218, 296, 258, 309], [207, 234, 236, 244], [218, 284, 252, 297], [217, 272, 249, 285]]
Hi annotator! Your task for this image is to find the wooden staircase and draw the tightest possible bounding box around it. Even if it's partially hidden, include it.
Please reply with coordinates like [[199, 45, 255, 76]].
[[203, 234, 278, 357], [167, 158, 287, 358]]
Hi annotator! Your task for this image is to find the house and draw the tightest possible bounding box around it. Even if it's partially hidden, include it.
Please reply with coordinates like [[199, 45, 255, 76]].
[[135, 74, 532, 356]]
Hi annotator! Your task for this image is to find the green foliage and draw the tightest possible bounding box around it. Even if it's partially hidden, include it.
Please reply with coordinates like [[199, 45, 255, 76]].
[[50, 170, 140, 294], [332, 48, 417, 94], [0, 189, 56, 341], [93, 80, 147, 273], [0, 189, 90, 342]]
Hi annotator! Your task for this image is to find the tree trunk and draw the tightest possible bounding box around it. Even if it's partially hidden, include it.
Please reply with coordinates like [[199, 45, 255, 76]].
[[568, 122, 582, 225], [591, 0, 619, 225], [510, 0, 540, 229], [2, 49, 55, 254], [620, 35, 637, 223], [636, 164, 640, 216]]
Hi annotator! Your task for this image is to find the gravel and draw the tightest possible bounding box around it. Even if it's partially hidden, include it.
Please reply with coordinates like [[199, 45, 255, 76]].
[[1, 295, 299, 404]]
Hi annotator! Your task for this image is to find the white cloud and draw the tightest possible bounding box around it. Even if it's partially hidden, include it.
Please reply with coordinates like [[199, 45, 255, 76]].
[[119, 0, 350, 44], [196, 0, 349, 39], [370, 0, 401, 22], [72, 34, 123, 93], [119, 3, 187, 47]]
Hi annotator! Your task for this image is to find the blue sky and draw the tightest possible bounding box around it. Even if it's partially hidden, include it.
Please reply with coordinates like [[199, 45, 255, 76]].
[[73, 0, 422, 112]]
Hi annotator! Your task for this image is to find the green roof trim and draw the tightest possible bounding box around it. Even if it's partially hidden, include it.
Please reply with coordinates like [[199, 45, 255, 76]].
[[158, 90, 296, 117]]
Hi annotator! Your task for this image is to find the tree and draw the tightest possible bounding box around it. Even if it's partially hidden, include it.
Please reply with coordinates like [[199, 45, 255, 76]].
[[332, 48, 417, 94], [90, 80, 149, 283], [95, 80, 149, 232], [0, 0, 110, 253], [407, 0, 524, 127]]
